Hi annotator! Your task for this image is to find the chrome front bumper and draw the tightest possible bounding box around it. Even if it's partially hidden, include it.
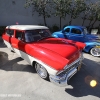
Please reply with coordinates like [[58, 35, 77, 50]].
[[50, 67, 78, 86], [49, 56, 82, 86]]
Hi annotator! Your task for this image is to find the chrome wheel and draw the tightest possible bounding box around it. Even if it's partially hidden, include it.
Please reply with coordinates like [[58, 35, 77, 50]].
[[35, 62, 49, 79], [90, 47, 100, 57]]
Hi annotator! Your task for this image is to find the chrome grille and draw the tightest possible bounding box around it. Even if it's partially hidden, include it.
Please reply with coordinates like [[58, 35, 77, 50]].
[[64, 61, 80, 72], [57, 59, 81, 76]]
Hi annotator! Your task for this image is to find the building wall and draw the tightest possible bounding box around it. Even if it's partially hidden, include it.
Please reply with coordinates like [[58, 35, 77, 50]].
[[0, 0, 99, 28]]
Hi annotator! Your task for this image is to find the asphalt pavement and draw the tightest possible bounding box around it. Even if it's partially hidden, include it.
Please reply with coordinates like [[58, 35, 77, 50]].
[[0, 37, 100, 100]]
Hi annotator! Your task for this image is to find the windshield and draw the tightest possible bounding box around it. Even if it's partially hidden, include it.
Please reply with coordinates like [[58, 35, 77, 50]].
[[83, 28, 88, 34], [25, 29, 51, 42]]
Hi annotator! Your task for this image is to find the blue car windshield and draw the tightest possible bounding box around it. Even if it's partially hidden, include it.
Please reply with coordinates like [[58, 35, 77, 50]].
[[25, 29, 51, 42]]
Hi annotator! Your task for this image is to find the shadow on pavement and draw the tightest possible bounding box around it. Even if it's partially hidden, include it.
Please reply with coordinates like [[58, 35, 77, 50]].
[[1, 50, 100, 98], [0, 51, 36, 73], [65, 58, 100, 98], [83, 58, 100, 82], [0, 37, 6, 48], [0, 43, 7, 48]]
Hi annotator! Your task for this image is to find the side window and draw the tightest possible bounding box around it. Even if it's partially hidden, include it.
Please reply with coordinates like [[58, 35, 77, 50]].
[[15, 31, 23, 40], [64, 28, 70, 33], [6, 29, 14, 36], [71, 28, 81, 34]]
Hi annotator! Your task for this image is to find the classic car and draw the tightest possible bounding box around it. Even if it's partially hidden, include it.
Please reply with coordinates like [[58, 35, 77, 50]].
[[52, 25, 100, 57], [2, 25, 85, 86]]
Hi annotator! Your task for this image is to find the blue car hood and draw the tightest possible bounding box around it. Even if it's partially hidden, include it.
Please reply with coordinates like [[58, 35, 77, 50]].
[[86, 34, 98, 38], [84, 34, 100, 42]]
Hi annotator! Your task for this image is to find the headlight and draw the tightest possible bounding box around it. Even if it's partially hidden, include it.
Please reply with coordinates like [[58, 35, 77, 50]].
[[56, 69, 65, 76]]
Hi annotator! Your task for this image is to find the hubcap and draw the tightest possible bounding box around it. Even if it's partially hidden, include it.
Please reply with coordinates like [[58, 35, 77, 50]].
[[91, 47, 100, 56], [36, 63, 47, 78]]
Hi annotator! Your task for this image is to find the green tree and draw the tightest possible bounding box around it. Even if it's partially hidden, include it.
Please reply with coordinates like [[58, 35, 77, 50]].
[[89, 1, 100, 28], [25, 0, 51, 26], [80, 1, 98, 27], [81, 0, 90, 26], [51, 0, 71, 29], [68, 0, 87, 25]]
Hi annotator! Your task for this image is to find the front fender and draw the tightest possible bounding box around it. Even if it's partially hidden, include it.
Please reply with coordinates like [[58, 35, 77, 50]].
[[84, 45, 95, 52], [29, 45, 69, 71], [84, 42, 100, 52], [52, 31, 65, 38], [52, 34, 59, 38]]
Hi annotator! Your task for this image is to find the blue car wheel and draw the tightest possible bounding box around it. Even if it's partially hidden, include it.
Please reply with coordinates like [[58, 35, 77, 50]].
[[90, 47, 100, 57]]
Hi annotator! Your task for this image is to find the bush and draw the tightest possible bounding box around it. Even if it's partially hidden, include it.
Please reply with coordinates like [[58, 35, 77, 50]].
[[0, 26, 6, 36], [50, 24, 60, 33]]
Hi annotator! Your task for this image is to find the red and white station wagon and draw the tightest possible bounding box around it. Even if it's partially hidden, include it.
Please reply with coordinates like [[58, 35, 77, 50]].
[[2, 25, 85, 86]]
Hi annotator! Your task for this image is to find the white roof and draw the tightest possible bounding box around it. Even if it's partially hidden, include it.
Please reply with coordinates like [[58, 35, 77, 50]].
[[6, 25, 49, 30]]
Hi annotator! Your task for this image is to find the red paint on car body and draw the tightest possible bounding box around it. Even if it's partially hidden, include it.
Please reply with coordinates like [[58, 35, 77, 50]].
[[2, 29, 85, 71]]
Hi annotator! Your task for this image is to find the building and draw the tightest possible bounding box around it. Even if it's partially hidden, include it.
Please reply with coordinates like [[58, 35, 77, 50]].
[[0, 0, 100, 28]]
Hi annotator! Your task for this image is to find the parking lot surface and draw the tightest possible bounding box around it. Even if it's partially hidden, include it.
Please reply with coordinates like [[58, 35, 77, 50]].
[[0, 37, 100, 100]]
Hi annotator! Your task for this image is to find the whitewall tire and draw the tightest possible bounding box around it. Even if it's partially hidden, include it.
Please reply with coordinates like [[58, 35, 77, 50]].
[[90, 47, 100, 57], [35, 62, 49, 80]]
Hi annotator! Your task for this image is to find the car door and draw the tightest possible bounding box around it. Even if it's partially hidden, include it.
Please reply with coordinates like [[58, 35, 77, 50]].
[[68, 28, 84, 42], [63, 28, 70, 39], [3, 29, 14, 50], [11, 30, 26, 57], [11, 30, 32, 64]]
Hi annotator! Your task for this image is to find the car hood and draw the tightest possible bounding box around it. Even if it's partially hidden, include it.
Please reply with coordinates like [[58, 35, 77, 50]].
[[28, 38, 82, 70], [35, 38, 79, 59]]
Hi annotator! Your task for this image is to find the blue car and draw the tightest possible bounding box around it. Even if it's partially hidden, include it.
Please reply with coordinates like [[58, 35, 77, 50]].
[[52, 25, 100, 57]]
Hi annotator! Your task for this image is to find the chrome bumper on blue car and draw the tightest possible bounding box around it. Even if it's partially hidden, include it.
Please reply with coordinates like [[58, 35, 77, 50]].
[[49, 55, 83, 86]]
